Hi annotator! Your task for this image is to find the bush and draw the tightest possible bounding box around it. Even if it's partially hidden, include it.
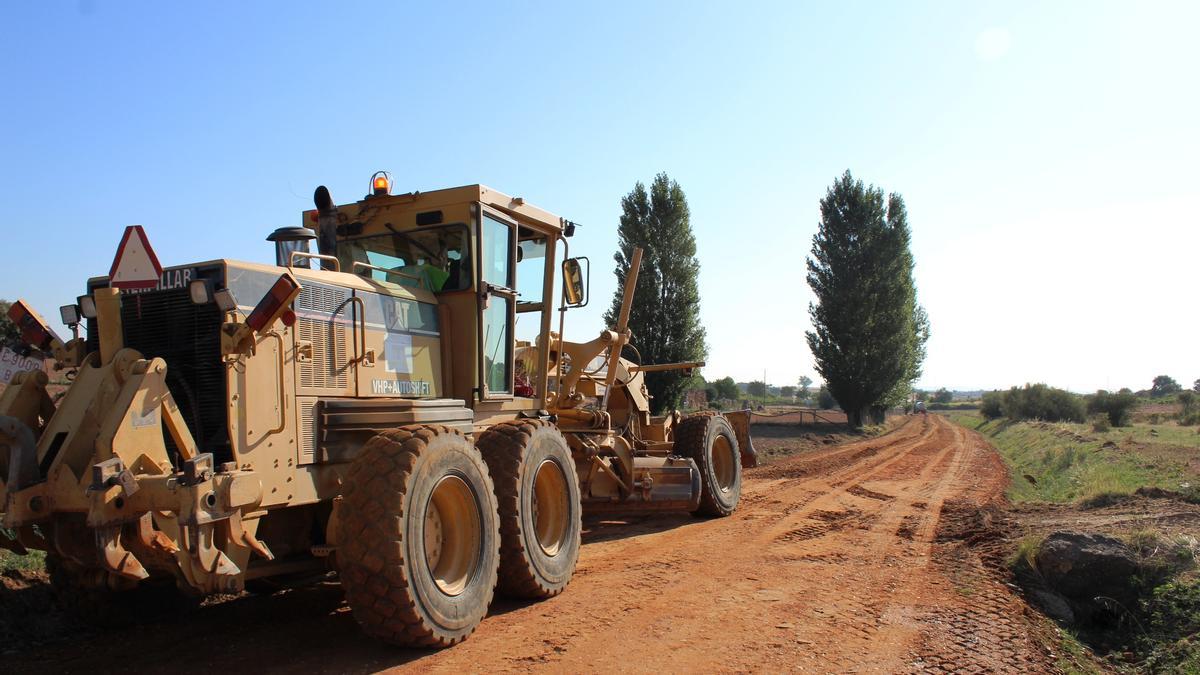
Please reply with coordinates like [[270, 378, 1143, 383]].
[[980, 390, 1004, 419], [817, 386, 836, 410], [1143, 579, 1200, 647], [926, 402, 979, 411], [1087, 389, 1139, 427], [998, 383, 1086, 423], [1090, 413, 1111, 432], [1179, 392, 1199, 426]]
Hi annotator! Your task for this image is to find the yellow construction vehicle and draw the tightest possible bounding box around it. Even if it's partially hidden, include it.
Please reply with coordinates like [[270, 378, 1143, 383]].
[[0, 173, 756, 647]]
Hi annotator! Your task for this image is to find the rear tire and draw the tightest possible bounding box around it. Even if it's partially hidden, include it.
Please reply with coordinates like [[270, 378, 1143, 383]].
[[338, 425, 500, 648], [675, 414, 742, 517], [477, 419, 581, 599]]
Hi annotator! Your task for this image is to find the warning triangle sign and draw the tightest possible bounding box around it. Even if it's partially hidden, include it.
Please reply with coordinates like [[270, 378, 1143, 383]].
[[109, 225, 164, 290]]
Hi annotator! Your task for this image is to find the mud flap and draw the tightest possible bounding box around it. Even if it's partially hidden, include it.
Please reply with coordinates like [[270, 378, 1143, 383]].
[[722, 410, 758, 468]]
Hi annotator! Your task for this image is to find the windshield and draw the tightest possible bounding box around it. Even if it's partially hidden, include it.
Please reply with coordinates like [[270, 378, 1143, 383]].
[[337, 224, 471, 292]]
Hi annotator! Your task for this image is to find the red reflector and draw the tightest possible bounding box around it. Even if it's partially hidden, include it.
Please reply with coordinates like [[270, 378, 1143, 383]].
[[281, 309, 296, 327], [246, 274, 302, 333], [8, 300, 60, 351]]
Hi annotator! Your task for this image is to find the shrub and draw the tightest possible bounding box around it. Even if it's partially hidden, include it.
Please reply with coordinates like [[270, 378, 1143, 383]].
[[1091, 413, 1111, 432], [1179, 392, 1199, 426], [1143, 579, 1200, 644], [927, 402, 979, 411], [999, 383, 1086, 423], [1008, 535, 1042, 573], [1087, 389, 1139, 427], [817, 386, 836, 410], [980, 390, 1004, 419]]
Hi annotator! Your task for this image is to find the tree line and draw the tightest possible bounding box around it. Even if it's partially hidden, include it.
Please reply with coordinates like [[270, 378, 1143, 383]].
[[979, 376, 1200, 428], [611, 169, 929, 428]]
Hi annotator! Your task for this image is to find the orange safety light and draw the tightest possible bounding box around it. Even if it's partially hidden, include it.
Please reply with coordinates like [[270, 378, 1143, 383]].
[[245, 273, 302, 333], [7, 299, 61, 351], [370, 171, 391, 197]]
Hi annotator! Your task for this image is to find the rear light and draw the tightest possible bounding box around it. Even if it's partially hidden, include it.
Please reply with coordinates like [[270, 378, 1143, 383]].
[[7, 300, 61, 351], [246, 273, 301, 333]]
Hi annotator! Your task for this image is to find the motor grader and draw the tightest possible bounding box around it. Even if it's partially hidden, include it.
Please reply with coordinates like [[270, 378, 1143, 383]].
[[0, 173, 756, 647]]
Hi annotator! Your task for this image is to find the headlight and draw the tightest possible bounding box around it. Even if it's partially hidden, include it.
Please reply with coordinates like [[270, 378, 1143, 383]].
[[189, 279, 212, 305], [77, 295, 97, 319], [59, 304, 81, 326]]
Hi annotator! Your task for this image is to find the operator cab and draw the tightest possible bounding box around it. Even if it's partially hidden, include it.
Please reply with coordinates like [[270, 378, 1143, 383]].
[[287, 175, 584, 421]]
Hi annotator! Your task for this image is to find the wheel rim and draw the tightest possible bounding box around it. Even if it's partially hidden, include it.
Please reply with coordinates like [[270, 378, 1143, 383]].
[[423, 475, 481, 596], [531, 459, 570, 556], [710, 435, 736, 494]]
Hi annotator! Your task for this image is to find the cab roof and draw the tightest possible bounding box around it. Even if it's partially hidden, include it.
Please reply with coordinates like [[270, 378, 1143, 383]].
[[320, 184, 568, 237]]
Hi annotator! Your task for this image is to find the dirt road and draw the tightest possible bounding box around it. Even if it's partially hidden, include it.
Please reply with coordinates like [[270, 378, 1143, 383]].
[[11, 415, 1054, 673]]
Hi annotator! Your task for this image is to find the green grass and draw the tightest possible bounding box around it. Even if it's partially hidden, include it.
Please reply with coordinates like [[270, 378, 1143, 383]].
[[1053, 626, 1106, 675], [0, 548, 45, 574], [946, 412, 1196, 504]]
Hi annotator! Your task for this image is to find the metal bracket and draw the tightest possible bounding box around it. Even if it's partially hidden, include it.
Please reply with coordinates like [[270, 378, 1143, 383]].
[[89, 457, 140, 497], [181, 453, 214, 487]]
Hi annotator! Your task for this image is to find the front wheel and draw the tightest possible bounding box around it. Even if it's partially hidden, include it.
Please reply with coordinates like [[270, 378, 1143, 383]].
[[675, 414, 742, 517], [477, 419, 582, 599], [338, 425, 500, 648]]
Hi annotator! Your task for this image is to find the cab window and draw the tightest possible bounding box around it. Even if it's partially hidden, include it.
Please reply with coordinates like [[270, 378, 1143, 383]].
[[516, 237, 547, 307], [338, 225, 471, 292], [480, 214, 514, 395]]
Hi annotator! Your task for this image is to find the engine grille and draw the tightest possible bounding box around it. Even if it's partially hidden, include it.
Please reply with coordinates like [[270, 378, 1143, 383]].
[[85, 289, 230, 465], [296, 284, 350, 390]]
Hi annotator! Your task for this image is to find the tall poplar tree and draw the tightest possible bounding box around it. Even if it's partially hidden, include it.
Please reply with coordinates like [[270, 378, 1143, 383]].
[[806, 171, 929, 428], [605, 173, 706, 414]]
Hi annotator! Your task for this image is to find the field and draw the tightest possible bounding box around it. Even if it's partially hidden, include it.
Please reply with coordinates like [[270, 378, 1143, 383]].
[[945, 411, 1200, 504]]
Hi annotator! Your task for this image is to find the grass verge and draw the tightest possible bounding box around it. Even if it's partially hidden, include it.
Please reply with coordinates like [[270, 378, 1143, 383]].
[[945, 412, 1197, 505], [0, 548, 46, 574]]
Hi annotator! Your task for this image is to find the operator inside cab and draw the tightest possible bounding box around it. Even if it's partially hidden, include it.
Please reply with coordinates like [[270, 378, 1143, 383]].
[[339, 226, 472, 293]]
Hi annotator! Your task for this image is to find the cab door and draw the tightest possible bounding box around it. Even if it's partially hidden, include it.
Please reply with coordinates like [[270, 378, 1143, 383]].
[[477, 207, 517, 399]]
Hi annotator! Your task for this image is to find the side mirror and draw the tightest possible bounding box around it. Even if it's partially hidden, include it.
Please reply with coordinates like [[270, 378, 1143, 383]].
[[562, 257, 589, 307]]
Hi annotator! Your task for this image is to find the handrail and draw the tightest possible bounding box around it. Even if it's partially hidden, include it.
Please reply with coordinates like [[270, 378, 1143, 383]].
[[351, 261, 424, 288], [351, 296, 368, 365], [264, 331, 287, 434], [334, 296, 370, 367], [289, 251, 340, 272]]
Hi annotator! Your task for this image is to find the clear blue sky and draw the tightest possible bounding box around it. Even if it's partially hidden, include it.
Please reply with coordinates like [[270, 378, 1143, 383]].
[[3, 1, 1197, 393]]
